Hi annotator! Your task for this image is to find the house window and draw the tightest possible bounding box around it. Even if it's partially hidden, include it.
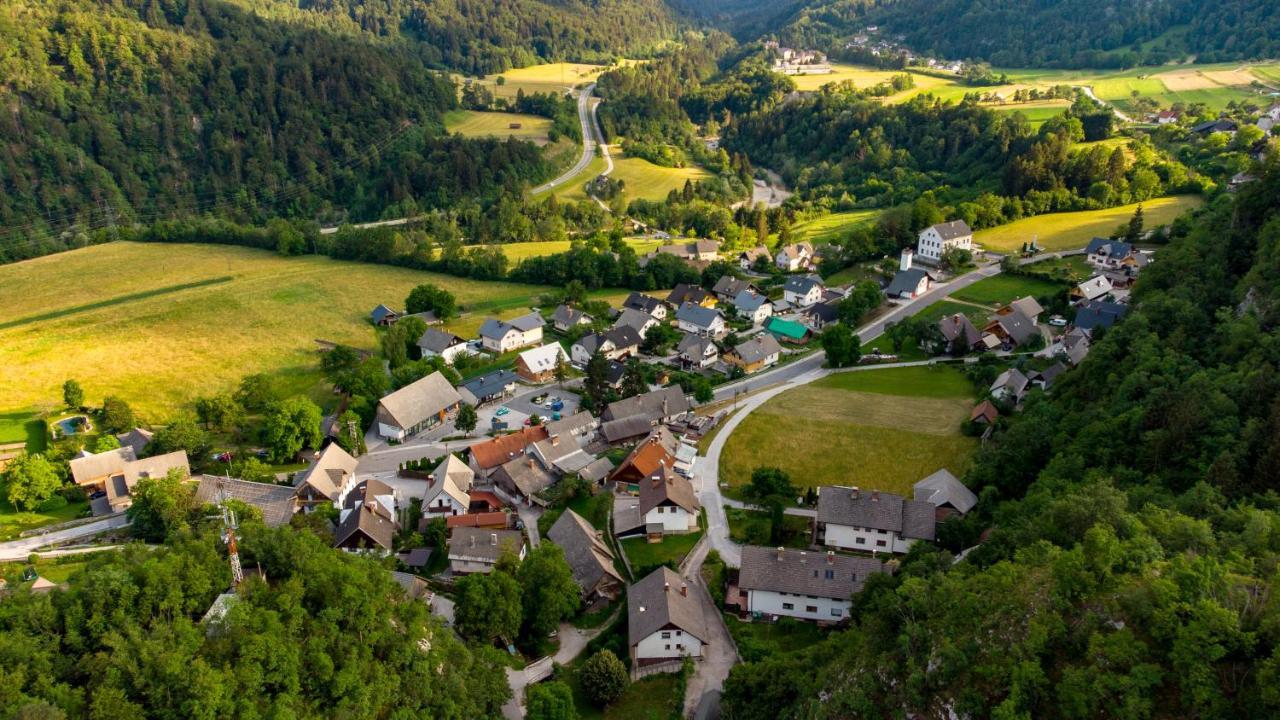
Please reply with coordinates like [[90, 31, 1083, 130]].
[[824, 570, 834, 580], [661, 631, 671, 639], [806, 606, 818, 613], [831, 608, 843, 617], [856, 537, 865, 545], [782, 602, 794, 610], [665, 644, 671, 651], [656, 506, 663, 514], [876, 540, 887, 547], [675, 630, 681, 636]]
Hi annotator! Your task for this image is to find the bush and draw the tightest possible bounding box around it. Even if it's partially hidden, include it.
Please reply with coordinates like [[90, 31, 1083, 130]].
[[579, 650, 629, 706], [35, 494, 68, 512]]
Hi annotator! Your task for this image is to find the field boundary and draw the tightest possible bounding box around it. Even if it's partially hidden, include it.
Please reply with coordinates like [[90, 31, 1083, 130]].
[[0, 275, 235, 331]]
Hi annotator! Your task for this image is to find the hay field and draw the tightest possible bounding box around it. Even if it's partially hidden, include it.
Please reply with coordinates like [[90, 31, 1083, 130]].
[[792, 210, 881, 244], [0, 243, 554, 420], [974, 195, 1203, 253], [720, 366, 977, 496], [445, 110, 553, 144], [554, 148, 710, 203], [500, 237, 662, 261]]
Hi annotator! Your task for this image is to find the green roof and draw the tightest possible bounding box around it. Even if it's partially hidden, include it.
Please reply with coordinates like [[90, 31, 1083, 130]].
[[766, 317, 808, 340]]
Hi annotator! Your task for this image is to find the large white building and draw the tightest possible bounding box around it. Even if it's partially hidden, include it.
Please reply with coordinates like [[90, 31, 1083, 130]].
[[628, 567, 708, 666], [916, 220, 973, 262], [736, 546, 885, 622], [374, 371, 462, 440], [815, 485, 936, 555]]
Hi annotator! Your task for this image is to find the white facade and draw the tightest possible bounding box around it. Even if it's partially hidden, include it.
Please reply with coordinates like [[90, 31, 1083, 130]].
[[634, 629, 704, 662], [917, 226, 973, 262], [746, 588, 851, 622], [424, 342, 472, 365], [822, 522, 917, 555], [644, 505, 696, 533], [426, 493, 466, 516], [482, 328, 523, 354], [378, 422, 408, 441], [677, 316, 725, 337], [784, 286, 823, 308], [742, 302, 772, 325]]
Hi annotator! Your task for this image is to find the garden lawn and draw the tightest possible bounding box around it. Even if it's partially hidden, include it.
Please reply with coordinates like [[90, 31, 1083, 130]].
[[724, 616, 827, 658], [948, 274, 1067, 306], [791, 210, 881, 244], [621, 531, 702, 575], [913, 299, 990, 327], [568, 669, 683, 720], [974, 196, 1202, 253], [0, 410, 45, 450], [720, 367, 976, 496], [1021, 255, 1095, 284], [725, 507, 812, 549], [443, 110, 552, 144], [0, 486, 89, 542], [0, 242, 551, 420]]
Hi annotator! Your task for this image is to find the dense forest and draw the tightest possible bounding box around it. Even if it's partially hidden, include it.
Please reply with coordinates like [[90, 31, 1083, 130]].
[[721, 161, 1280, 718], [754, 0, 1280, 68], [0, 527, 510, 718], [0, 0, 680, 263]]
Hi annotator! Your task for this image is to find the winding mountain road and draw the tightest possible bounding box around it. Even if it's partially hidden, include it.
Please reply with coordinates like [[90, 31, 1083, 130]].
[[531, 83, 606, 196]]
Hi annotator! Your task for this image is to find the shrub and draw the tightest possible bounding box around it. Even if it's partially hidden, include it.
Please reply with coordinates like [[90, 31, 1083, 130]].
[[35, 494, 68, 512], [579, 650, 629, 706]]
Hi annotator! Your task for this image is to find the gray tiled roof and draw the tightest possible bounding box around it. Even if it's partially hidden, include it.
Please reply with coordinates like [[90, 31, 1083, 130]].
[[623, 292, 664, 314], [601, 415, 654, 444], [991, 310, 1039, 345], [783, 276, 822, 295], [417, 328, 465, 353], [886, 268, 930, 297], [547, 509, 623, 595], [628, 566, 707, 645], [733, 289, 770, 313], [732, 334, 782, 365], [601, 386, 691, 423], [479, 318, 514, 340], [377, 371, 462, 430], [675, 303, 722, 330], [449, 528, 525, 563], [713, 275, 752, 299], [614, 308, 658, 334], [928, 219, 972, 240], [738, 545, 885, 600], [195, 475, 297, 528], [638, 463, 699, 515], [817, 486, 936, 540], [509, 311, 546, 332], [912, 469, 977, 515]]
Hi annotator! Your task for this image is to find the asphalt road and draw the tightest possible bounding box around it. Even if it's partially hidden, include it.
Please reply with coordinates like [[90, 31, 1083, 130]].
[[531, 83, 599, 195], [0, 514, 130, 560]]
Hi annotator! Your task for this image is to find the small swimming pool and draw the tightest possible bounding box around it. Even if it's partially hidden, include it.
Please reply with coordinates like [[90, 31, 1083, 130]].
[[54, 415, 89, 437]]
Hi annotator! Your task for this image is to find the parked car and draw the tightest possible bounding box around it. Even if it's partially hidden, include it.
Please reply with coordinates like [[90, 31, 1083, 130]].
[[1048, 315, 1067, 327], [495, 406, 511, 416], [550, 398, 565, 411]]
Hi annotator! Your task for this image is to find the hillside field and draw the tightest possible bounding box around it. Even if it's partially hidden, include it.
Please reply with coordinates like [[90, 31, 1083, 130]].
[[720, 366, 978, 497], [500, 237, 662, 261], [444, 110, 553, 144], [555, 147, 710, 203], [792, 210, 881, 244], [0, 243, 603, 421], [975, 195, 1203, 252]]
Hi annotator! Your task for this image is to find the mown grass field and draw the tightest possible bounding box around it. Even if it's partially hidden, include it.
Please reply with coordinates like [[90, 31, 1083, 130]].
[[792, 210, 881, 244], [466, 62, 611, 99], [500, 237, 662, 262], [443, 110, 552, 144], [621, 531, 702, 575], [975, 195, 1203, 252], [914, 299, 991, 327], [0, 243, 558, 420], [989, 100, 1071, 127], [555, 148, 711, 203], [721, 366, 977, 496], [950, 274, 1067, 306]]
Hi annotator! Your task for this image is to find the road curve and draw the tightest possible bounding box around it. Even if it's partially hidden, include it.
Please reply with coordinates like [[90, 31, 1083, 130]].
[[531, 83, 600, 195]]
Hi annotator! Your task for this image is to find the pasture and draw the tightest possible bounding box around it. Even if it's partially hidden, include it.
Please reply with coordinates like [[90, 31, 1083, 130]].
[[791, 209, 881, 244], [500, 237, 662, 261], [0, 243, 559, 420], [555, 148, 710, 203], [444, 110, 552, 144], [720, 366, 977, 497], [949, 274, 1068, 307], [466, 62, 611, 99], [974, 195, 1203, 252]]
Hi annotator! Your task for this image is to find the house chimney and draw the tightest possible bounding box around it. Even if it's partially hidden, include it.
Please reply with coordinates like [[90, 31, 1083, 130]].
[[664, 582, 670, 593], [827, 550, 835, 565], [527, 457, 534, 468], [851, 486, 859, 499], [900, 248, 914, 272], [680, 583, 688, 597], [776, 546, 784, 560], [799, 551, 807, 564], [490, 533, 497, 546], [871, 491, 879, 503], [469, 534, 476, 547], [550, 434, 560, 447]]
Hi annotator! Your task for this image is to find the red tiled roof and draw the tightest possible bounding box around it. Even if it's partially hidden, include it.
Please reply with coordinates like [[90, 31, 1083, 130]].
[[446, 512, 510, 529], [470, 426, 549, 470]]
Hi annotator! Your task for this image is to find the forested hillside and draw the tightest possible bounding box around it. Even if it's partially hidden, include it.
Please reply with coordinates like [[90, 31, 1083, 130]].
[[758, 0, 1280, 68], [0, 0, 678, 263], [721, 161, 1280, 718]]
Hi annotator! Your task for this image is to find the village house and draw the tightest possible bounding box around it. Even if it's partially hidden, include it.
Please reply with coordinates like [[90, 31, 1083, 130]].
[[1073, 299, 1128, 332], [1085, 237, 1138, 269], [195, 475, 298, 528], [1072, 275, 1114, 302], [601, 387, 692, 425], [1058, 327, 1092, 365], [334, 478, 399, 553], [970, 399, 1000, 426], [676, 333, 720, 370], [885, 268, 932, 299], [656, 239, 720, 263], [738, 245, 771, 270], [493, 454, 559, 504], [628, 567, 708, 667], [448, 528, 526, 574], [479, 311, 545, 353], [996, 296, 1043, 325], [712, 275, 754, 302], [422, 454, 473, 516], [1191, 118, 1238, 136], [990, 367, 1031, 402], [529, 432, 597, 477], [544, 410, 599, 440], [469, 425, 549, 477], [667, 283, 717, 308], [609, 428, 680, 487], [445, 512, 510, 531], [736, 546, 885, 623], [637, 463, 700, 536], [293, 442, 359, 510], [983, 310, 1040, 348], [70, 446, 190, 516], [374, 371, 462, 440], [912, 469, 978, 520], [782, 276, 825, 308], [623, 292, 668, 320], [572, 325, 643, 366], [775, 242, 816, 272], [732, 289, 773, 325], [547, 509, 625, 601], [601, 414, 660, 447], [614, 307, 661, 339], [675, 303, 726, 337], [916, 220, 973, 263], [939, 313, 983, 354], [725, 334, 783, 374], [416, 328, 471, 365], [765, 316, 811, 344], [815, 485, 937, 555], [1155, 110, 1181, 125], [115, 427, 153, 457], [459, 369, 518, 407], [803, 299, 842, 330], [516, 343, 570, 384], [1030, 361, 1068, 391], [370, 304, 400, 326], [552, 304, 592, 332]]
